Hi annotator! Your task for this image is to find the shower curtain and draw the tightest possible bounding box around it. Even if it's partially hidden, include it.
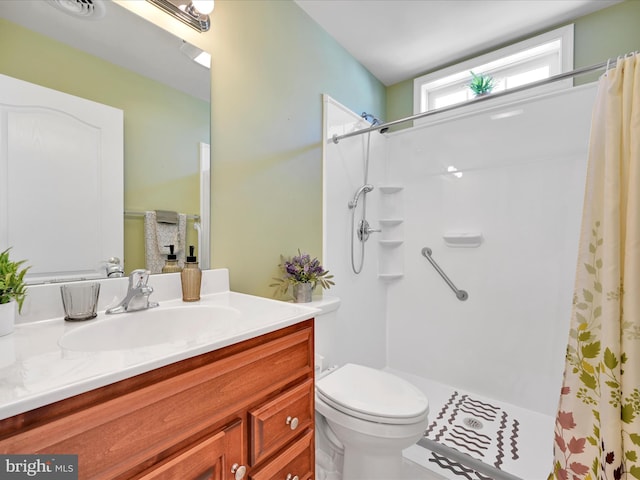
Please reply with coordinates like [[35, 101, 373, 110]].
[[550, 53, 640, 479]]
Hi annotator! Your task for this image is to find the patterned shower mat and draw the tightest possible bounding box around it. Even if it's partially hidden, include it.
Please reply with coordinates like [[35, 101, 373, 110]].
[[419, 390, 523, 480]]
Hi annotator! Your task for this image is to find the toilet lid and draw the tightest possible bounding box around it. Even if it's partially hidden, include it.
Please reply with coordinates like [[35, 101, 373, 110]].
[[316, 364, 429, 423]]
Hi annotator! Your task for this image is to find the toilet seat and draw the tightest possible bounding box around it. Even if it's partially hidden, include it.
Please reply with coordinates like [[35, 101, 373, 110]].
[[316, 364, 429, 425]]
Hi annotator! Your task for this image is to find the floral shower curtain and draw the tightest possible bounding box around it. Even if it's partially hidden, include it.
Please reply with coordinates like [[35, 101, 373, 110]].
[[550, 53, 640, 480]]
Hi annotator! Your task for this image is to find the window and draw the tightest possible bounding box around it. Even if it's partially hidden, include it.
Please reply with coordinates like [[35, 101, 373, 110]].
[[413, 25, 574, 116]]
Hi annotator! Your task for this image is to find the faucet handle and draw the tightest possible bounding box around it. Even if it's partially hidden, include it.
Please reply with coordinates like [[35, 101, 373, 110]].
[[129, 269, 150, 288]]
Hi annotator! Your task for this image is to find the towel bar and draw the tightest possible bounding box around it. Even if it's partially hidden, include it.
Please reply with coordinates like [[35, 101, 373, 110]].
[[124, 210, 200, 221]]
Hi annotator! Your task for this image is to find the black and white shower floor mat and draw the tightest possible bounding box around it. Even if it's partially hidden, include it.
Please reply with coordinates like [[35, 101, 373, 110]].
[[393, 370, 555, 480]]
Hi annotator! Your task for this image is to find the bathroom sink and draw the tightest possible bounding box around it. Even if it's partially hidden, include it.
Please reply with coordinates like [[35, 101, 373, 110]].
[[58, 305, 241, 351]]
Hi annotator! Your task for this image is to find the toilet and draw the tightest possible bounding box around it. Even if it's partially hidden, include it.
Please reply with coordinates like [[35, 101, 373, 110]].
[[311, 297, 430, 480]]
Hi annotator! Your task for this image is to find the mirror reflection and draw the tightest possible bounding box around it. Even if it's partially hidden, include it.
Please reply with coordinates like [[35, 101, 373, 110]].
[[0, 0, 211, 283]]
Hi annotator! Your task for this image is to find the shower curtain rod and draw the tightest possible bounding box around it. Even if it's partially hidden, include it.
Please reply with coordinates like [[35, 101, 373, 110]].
[[331, 58, 614, 144]]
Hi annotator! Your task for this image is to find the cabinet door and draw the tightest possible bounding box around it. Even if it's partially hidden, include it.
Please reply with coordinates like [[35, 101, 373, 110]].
[[136, 420, 245, 480]]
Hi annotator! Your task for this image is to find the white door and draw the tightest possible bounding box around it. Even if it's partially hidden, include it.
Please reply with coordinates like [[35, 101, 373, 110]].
[[0, 74, 123, 283]]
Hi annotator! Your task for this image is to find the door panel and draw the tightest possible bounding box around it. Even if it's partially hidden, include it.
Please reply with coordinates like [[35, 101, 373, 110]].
[[0, 73, 123, 283]]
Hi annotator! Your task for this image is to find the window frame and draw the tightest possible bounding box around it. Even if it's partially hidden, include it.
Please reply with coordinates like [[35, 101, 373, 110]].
[[413, 25, 574, 121]]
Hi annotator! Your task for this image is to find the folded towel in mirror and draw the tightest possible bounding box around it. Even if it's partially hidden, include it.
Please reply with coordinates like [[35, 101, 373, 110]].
[[144, 211, 186, 273], [155, 209, 178, 224]]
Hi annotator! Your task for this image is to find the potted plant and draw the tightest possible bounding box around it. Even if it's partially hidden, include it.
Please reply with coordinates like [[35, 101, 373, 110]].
[[468, 71, 496, 96], [270, 250, 334, 303], [0, 248, 29, 336]]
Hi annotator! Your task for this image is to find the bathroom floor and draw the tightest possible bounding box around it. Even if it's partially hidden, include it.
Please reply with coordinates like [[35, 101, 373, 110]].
[[401, 458, 450, 480], [316, 455, 448, 480]]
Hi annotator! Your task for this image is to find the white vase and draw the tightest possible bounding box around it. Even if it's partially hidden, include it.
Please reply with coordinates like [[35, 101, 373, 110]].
[[292, 283, 313, 303], [0, 300, 16, 337]]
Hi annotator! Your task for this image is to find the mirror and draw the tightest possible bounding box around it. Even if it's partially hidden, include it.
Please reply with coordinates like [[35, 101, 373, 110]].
[[0, 0, 210, 281]]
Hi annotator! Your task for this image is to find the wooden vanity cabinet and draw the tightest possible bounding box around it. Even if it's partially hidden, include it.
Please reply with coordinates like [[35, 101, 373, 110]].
[[0, 320, 315, 480]]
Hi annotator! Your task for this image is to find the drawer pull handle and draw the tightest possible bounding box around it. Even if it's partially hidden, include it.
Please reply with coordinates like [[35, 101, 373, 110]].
[[231, 463, 247, 480], [286, 416, 299, 430], [285, 475, 299, 480]]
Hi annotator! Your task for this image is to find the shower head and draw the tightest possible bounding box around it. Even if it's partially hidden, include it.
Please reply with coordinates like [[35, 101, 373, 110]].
[[348, 184, 374, 209], [361, 112, 389, 134]]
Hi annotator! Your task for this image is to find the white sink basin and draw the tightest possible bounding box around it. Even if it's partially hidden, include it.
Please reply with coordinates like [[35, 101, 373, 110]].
[[58, 305, 241, 351]]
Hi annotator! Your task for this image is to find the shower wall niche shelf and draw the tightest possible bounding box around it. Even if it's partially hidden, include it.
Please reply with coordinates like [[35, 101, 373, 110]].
[[379, 240, 403, 248], [378, 185, 404, 279], [378, 273, 403, 281], [442, 232, 483, 248], [379, 185, 404, 194], [379, 218, 403, 227]]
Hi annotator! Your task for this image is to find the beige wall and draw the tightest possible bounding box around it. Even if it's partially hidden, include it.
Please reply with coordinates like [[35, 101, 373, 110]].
[[0, 18, 209, 274], [207, 1, 386, 296], [385, 0, 640, 122]]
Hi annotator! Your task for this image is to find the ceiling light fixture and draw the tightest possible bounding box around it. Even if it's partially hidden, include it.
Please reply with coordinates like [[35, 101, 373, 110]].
[[190, 0, 214, 15], [146, 0, 214, 32]]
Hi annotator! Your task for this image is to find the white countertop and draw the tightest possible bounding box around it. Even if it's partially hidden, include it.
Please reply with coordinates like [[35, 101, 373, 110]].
[[0, 270, 318, 420]]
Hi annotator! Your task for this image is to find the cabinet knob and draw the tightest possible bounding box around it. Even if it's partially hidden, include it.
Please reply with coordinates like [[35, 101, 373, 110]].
[[285, 416, 299, 430], [285, 475, 299, 480], [231, 463, 247, 480]]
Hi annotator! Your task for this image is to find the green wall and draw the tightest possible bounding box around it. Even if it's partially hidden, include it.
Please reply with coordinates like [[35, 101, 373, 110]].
[[0, 18, 209, 274], [208, 0, 386, 296], [385, 0, 640, 121]]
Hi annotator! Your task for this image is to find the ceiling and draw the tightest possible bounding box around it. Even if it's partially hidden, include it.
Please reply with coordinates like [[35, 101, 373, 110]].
[[1, 0, 622, 97], [294, 0, 622, 86]]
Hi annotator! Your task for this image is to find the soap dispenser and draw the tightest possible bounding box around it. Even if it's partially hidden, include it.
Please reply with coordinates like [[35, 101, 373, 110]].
[[162, 245, 182, 273], [181, 245, 202, 302]]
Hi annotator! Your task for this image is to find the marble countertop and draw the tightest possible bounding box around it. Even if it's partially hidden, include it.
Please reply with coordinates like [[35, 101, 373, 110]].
[[0, 270, 318, 420]]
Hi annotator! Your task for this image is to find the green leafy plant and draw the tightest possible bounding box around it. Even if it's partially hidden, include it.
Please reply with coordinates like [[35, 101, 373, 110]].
[[0, 248, 30, 313], [468, 71, 496, 96], [270, 250, 334, 298]]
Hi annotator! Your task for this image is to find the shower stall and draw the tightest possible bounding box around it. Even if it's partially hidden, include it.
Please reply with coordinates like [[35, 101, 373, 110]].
[[322, 82, 597, 479]]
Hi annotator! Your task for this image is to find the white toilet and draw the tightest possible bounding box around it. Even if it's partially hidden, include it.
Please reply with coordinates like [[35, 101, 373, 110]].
[[311, 297, 430, 480]]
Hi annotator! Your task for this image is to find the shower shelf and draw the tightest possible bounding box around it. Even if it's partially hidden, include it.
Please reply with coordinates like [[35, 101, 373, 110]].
[[379, 240, 403, 247], [379, 218, 403, 226], [378, 185, 403, 194], [378, 273, 403, 281]]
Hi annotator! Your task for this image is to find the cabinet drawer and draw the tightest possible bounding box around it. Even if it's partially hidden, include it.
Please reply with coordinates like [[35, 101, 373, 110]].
[[250, 378, 313, 465], [249, 429, 314, 480]]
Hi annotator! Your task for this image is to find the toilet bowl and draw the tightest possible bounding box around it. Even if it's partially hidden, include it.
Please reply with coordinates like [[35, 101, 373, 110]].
[[316, 363, 429, 480], [310, 296, 429, 479]]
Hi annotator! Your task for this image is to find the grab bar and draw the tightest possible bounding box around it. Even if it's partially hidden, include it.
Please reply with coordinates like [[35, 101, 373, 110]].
[[421, 247, 469, 301]]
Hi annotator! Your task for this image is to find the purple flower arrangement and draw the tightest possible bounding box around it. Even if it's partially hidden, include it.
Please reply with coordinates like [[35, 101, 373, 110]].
[[270, 250, 334, 298]]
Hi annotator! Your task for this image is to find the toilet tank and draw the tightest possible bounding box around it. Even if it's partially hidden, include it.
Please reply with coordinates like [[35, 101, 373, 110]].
[[307, 296, 340, 372]]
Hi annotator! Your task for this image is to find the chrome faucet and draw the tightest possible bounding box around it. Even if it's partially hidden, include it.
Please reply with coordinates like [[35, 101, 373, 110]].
[[106, 269, 159, 314]]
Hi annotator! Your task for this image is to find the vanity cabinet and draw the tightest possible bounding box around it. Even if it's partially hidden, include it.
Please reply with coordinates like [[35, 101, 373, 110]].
[[0, 320, 315, 480]]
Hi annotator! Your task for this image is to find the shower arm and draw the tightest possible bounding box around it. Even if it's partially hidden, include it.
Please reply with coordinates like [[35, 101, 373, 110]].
[[421, 247, 468, 301]]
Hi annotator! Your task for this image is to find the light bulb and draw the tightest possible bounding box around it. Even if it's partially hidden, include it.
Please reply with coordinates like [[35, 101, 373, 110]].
[[191, 0, 214, 15]]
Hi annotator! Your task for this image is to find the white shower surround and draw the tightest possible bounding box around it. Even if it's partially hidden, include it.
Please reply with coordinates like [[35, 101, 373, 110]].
[[323, 83, 597, 417], [321, 97, 388, 370]]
